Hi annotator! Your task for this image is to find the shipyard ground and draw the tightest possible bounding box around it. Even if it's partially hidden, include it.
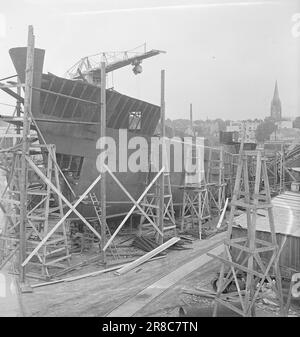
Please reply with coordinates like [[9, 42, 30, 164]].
[[6, 230, 296, 318]]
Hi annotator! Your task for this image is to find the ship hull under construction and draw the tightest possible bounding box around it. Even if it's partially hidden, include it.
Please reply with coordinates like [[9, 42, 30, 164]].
[[9, 47, 185, 218]]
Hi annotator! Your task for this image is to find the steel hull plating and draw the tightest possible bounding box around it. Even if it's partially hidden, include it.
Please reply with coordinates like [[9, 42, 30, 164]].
[[9, 47, 184, 218]]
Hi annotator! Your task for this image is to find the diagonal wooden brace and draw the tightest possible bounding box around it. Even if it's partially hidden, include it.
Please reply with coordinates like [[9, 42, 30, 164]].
[[103, 166, 164, 251], [21, 156, 102, 267], [106, 165, 163, 237]]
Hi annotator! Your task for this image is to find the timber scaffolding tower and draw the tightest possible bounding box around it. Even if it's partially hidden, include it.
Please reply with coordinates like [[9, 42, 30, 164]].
[[0, 26, 79, 282], [264, 141, 298, 194], [0, 26, 177, 284], [209, 142, 287, 316], [179, 104, 229, 238], [0, 26, 105, 282]]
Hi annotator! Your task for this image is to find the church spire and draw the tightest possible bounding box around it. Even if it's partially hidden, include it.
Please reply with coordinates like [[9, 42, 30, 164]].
[[273, 80, 279, 100], [270, 80, 282, 120]]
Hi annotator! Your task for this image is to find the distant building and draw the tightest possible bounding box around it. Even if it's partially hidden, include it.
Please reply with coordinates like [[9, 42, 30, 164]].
[[276, 120, 293, 129], [270, 81, 282, 121], [270, 127, 300, 142], [226, 120, 259, 143]]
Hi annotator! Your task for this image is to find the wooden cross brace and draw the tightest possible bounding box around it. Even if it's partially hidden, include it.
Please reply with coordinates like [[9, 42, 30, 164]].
[[103, 165, 164, 251], [21, 156, 102, 267]]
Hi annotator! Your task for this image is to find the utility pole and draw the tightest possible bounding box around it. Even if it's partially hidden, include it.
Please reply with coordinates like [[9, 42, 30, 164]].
[[100, 61, 107, 265], [158, 70, 165, 245], [19, 25, 34, 283]]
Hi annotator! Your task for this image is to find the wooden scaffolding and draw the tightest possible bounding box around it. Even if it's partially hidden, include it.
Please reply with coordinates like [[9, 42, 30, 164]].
[[208, 148, 285, 316], [206, 146, 226, 215], [0, 26, 104, 282], [180, 137, 210, 239], [0, 144, 71, 279]]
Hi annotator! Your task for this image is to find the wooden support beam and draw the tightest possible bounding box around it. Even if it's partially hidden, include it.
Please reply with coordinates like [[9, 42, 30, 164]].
[[158, 69, 165, 245], [190, 103, 194, 136], [19, 25, 34, 283], [100, 61, 107, 264]]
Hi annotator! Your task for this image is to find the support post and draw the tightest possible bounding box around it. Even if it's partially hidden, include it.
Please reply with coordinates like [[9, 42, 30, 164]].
[[16, 78, 22, 137], [19, 25, 34, 283], [190, 103, 194, 136], [158, 70, 165, 245], [100, 61, 107, 264]]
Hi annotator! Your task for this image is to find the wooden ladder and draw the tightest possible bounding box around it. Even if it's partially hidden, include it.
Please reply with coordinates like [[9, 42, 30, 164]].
[[206, 146, 226, 215], [89, 192, 120, 260]]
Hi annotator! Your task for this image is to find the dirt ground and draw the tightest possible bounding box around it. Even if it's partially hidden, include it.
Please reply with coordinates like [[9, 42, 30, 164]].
[[20, 232, 225, 317], [17, 229, 300, 317]]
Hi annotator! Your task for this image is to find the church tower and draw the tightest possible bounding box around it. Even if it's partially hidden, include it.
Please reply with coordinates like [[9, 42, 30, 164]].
[[270, 80, 282, 120]]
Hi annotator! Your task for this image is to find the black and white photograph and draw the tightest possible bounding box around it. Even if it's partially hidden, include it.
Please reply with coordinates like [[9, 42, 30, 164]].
[[0, 0, 300, 322]]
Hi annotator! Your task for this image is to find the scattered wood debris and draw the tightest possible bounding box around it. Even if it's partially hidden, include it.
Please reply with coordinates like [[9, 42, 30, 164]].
[[115, 237, 181, 275]]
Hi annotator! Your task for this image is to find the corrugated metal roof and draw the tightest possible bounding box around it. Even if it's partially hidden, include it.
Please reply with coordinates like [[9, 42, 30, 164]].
[[234, 191, 300, 238], [232, 192, 300, 272]]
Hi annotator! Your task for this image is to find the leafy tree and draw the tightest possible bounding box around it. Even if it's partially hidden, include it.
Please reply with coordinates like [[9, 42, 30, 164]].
[[255, 119, 276, 142]]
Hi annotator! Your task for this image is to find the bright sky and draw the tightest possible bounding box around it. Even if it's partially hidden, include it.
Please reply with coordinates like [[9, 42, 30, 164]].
[[0, 0, 299, 120]]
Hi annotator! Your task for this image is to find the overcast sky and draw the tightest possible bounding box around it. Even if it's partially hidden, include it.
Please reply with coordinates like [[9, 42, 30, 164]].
[[0, 0, 300, 121]]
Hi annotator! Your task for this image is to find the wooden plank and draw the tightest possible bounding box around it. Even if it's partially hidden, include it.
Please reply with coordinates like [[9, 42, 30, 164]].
[[107, 243, 224, 317], [217, 197, 228, 229], [275, 195, 300, 201], [31, 256, 166, 288], [115, 237, 181, 275]]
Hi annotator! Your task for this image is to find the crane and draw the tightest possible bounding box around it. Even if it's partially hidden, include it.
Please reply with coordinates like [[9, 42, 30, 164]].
[[65, 43, 166, 85]]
